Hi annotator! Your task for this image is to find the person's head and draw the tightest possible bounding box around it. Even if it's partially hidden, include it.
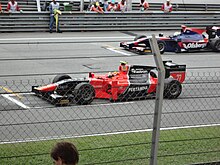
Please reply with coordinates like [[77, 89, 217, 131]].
[[111, 0, 115, 4], [141, 0, 145, 4], [94, 2, 99, 7], [52, 0, 57, 4], [51, 142, 79, 165], [166, 0, 170, 5], [121, 0, 126, 5], [10, 0, 15, 3]]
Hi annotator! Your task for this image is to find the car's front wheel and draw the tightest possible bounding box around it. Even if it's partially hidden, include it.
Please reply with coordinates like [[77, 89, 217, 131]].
[[74, 83, 95, 105], [134, 35, 146, 41], [157, 40, 166, 54], [53, 74, 72, 83]]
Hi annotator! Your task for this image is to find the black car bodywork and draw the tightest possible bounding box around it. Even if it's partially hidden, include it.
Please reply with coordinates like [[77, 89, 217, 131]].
[[120, 25, 220, 54]]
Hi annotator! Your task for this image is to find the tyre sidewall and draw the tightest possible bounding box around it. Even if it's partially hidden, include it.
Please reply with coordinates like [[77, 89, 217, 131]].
[[74, 83, 95, 105], [157, 40, 166, 54], [210, 39, 220, 52], [53, 74, 72, 83], [134, 35, 146, 41], [164, 80, 182, 99]]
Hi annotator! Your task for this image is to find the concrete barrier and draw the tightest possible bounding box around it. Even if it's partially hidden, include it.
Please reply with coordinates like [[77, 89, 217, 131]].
[[0, 11, 220, 32]]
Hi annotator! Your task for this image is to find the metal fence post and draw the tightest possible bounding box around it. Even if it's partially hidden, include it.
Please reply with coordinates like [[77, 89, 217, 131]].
[[149, 35, 165, 165], [36, 0, 41, 12], [127, 0, 132, 11], [80, 0, 84, 12]]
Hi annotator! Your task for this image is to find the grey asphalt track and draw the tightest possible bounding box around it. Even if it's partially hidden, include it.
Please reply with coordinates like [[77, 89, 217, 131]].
[[0, 31, 220, 143]]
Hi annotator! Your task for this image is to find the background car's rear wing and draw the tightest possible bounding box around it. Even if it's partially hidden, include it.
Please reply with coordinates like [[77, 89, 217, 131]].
[[206, 26, 220, 39], [163, 61, 186, 83]]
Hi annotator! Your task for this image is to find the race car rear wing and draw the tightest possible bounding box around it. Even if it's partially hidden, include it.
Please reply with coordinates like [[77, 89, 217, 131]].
[[163, 61, 186, 83], [126, 61, 186, 83], [206, 26, 220, 39]]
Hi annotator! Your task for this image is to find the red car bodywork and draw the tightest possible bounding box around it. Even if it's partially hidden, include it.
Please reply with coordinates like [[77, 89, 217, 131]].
[[89, 61, 186, 101]]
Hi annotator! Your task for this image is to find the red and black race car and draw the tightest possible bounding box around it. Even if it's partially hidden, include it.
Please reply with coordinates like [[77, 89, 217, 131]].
[[120, 25, 220, 54], [32, 61, 186, 105]]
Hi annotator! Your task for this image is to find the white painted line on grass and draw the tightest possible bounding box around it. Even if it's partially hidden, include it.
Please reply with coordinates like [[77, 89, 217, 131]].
[[106, 47, 131, 56], [1, 123, 220, 144], [2, 94, 30, 109]]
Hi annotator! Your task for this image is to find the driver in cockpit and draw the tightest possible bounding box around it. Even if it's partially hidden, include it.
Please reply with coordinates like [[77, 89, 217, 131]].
[[119, 61, 129, 74]]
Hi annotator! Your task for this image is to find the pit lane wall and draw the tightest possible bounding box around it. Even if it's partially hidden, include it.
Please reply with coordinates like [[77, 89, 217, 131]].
[[0, 11, 220, 32]]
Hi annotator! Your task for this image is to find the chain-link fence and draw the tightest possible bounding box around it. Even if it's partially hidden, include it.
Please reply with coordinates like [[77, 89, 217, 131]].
[[0, 66, 220, 165]]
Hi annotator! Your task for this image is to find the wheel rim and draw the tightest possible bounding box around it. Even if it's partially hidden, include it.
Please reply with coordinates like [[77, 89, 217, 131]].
[[80, 86, 94, 100], [158, 43, 165, 52], [216, 42, 220, 50], [169, 83, 180, 96]]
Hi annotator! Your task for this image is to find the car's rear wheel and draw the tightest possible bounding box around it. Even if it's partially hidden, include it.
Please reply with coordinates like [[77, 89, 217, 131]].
[[74, 83, 95, 105], [53, 74, 72, 83], [164, 80, 182, 99], [134, 35, 146, 41], [157, 40, 166, 54], [174, 44, 181, 53], [210, 39, 220, 52]]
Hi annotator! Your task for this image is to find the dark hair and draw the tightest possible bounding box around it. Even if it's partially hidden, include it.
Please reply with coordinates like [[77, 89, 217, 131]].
[[51, 142, 79, 165]]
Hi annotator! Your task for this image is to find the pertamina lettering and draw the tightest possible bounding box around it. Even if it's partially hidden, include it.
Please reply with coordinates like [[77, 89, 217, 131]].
[[130, 68, 148, 74], [183, 42, 206, 49], [128, 86, 148, 92]]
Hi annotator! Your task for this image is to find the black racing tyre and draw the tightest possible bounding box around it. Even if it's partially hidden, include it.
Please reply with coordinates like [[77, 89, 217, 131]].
[[210, 39, 220, 52], [74, 83, 95, 105], [174, 44, 181, 53], [138, 51, 145, 55], [164, 80, 182, 99], [134, 35, 146, 41], [157, 40, 166, 54], [52, 75, 72, 83]]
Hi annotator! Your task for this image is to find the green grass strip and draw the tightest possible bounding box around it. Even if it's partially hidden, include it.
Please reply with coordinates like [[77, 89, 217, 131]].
[[0, 126, 220, 165]]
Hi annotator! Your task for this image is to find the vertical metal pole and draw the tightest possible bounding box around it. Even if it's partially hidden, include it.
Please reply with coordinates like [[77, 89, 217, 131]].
[[127, 0, 132, 11], [149, 35, 165, 165], [36, 0, 41, 12], [80, 0, 84, 12]]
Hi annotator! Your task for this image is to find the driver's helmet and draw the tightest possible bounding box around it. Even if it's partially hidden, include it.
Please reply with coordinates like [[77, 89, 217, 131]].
[[119, 61, 129, 73], [120, 61, 128, 65], [173, 31, 181, 36]]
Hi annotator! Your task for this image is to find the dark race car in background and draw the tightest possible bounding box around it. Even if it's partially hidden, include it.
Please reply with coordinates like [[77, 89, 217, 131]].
[[32, 61, 186, 105], [120, 25, 220, 54]]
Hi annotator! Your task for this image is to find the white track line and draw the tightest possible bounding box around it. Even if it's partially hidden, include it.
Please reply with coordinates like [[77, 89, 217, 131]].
[[1, 92, 135, 109], [0, 36, 132, 41], [106, 47, 131, 56], [1, 123, 220, 144], [2, 94, 30, 109]]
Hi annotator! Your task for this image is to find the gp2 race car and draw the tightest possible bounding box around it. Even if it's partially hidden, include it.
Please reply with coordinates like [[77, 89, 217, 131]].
[[89, 61, 186, 101], [32, 61, 186, 105], [120, 25, 220, 54]]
